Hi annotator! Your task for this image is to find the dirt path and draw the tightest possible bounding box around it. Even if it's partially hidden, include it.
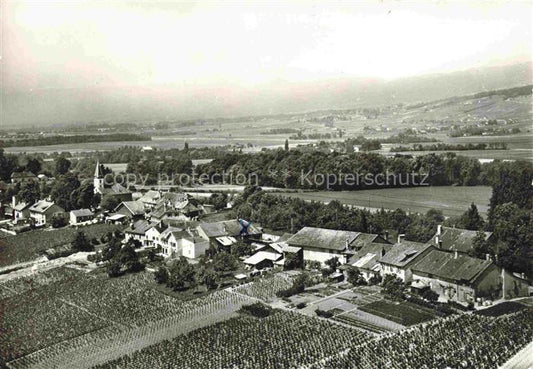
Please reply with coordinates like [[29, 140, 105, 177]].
[[0, 252, 92, 283]]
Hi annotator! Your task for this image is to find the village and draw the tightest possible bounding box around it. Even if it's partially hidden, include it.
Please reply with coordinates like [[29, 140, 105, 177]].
[[2, 161, 530, 306]]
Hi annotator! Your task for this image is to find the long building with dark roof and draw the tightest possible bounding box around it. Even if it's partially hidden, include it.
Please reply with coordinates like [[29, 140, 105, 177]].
[[410, 248, 529, 304]]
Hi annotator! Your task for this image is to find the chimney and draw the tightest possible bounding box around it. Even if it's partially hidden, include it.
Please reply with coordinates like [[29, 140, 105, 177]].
[[345, 238, 350, 249], [521, 273, 525, 280], [385, 231, 389, 241], [435, 235, 439, 246], [438, 240, 443, 249], [381, 247, 386, 257], [397, 234, 405, 244], [485, 253, 490, 261], [12, 196, 16, 208], [437, 225, 442, 236], [454, 249, 458, 259]]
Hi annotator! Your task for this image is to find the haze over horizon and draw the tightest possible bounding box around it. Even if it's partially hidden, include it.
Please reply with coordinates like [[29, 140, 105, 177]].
[[1, 0, 532, 127]]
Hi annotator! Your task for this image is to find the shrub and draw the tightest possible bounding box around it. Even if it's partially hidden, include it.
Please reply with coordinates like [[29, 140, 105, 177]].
[[315, 309, 333, 318], [239, 303, 272, 318], [296, 302, 307, 309]]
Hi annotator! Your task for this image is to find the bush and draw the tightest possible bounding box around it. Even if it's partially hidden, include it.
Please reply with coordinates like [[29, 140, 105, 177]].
[[296, 302, 307, 309], [239, 303, 272, 318], [315, 309, 333, 318]]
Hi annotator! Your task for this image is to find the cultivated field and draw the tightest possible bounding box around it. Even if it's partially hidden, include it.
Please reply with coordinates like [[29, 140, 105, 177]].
[[278, 186, 492, 217], [92, 310, 370, 369], [310, 309, 533, 369]]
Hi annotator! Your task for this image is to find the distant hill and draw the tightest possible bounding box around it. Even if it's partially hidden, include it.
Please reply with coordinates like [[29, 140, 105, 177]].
[[3, 62, 531, 128]]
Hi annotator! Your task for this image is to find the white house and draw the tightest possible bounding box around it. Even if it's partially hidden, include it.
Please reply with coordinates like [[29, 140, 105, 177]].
[[379, 239, 433, 282], [70, 209, 95, 225], [29, 200, 65, 227]]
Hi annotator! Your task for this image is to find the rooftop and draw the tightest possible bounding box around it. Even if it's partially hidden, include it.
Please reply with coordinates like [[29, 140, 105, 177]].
[[198, 220, 260, 238], [286, 227, 360, 251], [412, 248, 493, 283], [379, 241, 432, 268], [29, 200, 61, 213], [431, 226, 493, 253], [70, 208, 94, 217]]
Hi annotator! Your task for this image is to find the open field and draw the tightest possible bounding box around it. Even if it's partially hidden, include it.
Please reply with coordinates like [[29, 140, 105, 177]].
[[278, 186, 492, 217], [0, 224, 122, 267]]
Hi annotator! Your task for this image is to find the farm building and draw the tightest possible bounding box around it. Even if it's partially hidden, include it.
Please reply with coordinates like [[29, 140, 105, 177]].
[[29, 200, 65, 226], [124, 219, 158, 245], [286, 227, 361, 265], [410, 249, 529, 304], [137, 190, 163, 209], [348, 242, 393, 281], [69, 209, 95, 225], [114, 201, 145, 220], [379, 239, 433, 282], [429, 225, 493, 254], [148, 193, 201, 221], [196, 220, 262, 246], [11, 171, 37, 184]]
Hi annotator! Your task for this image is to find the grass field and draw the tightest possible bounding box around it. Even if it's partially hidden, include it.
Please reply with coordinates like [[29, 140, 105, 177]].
[[359, 300, 436, 326], [278, 186, 492, 217], [0, 223, 122, 267]]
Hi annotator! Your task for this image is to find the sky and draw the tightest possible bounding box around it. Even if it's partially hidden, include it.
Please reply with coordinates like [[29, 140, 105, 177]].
[[2, 0, 532, 94]]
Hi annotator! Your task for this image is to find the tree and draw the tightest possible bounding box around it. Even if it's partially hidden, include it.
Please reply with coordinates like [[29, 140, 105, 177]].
[[168, 257, 196, 290], [471, 230, 489, 258], [71, 182, 98, 210], [116, 245, 144, 273], [51, 214, 67, 228], [0, 149, 16, 181], [19, 181, 40, 205], [184, 142, 189, 152], [72, 231, 93, 252], [284, 139, 289, 152], [422, 288, 439, 302], [488, 162, 532, 218], [25, 158, 41, 174], [50, 173, 80, 211], [382, 274, 405, 300], [102, 237, 122, 261], [230, 241, 254, 258], [325, 257, 340, 272], [197, 266, 218, 290], [209, 193, 228, 211], [284, 252, 302, 270], [154, 266, 169, 284], [55, 156, 71, 175], [212, 252, 238, 273], [107, 261, 122, 278], [489, 202, 532, 276], [100, 195, 120, 212], [459, 203, 484, 231], [346, 267, 366, 286]]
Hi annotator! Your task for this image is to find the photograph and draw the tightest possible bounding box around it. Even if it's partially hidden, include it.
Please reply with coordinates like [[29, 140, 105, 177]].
[[1, 1, 532, 368]]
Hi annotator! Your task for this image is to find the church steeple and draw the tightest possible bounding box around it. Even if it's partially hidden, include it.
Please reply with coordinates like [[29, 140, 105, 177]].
[[94, 160, 103, 178], [94, 160, 104, 194]]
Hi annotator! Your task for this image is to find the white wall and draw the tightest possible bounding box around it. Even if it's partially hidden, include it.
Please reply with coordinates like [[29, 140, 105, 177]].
[[303, 249, 346, 265]]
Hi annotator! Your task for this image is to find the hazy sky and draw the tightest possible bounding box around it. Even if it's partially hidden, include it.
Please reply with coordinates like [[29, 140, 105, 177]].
[[2, 0, 532, 94]]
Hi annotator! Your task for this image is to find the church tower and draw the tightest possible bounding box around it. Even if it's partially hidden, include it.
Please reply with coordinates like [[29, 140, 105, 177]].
[[94, 160, 104, 194]]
